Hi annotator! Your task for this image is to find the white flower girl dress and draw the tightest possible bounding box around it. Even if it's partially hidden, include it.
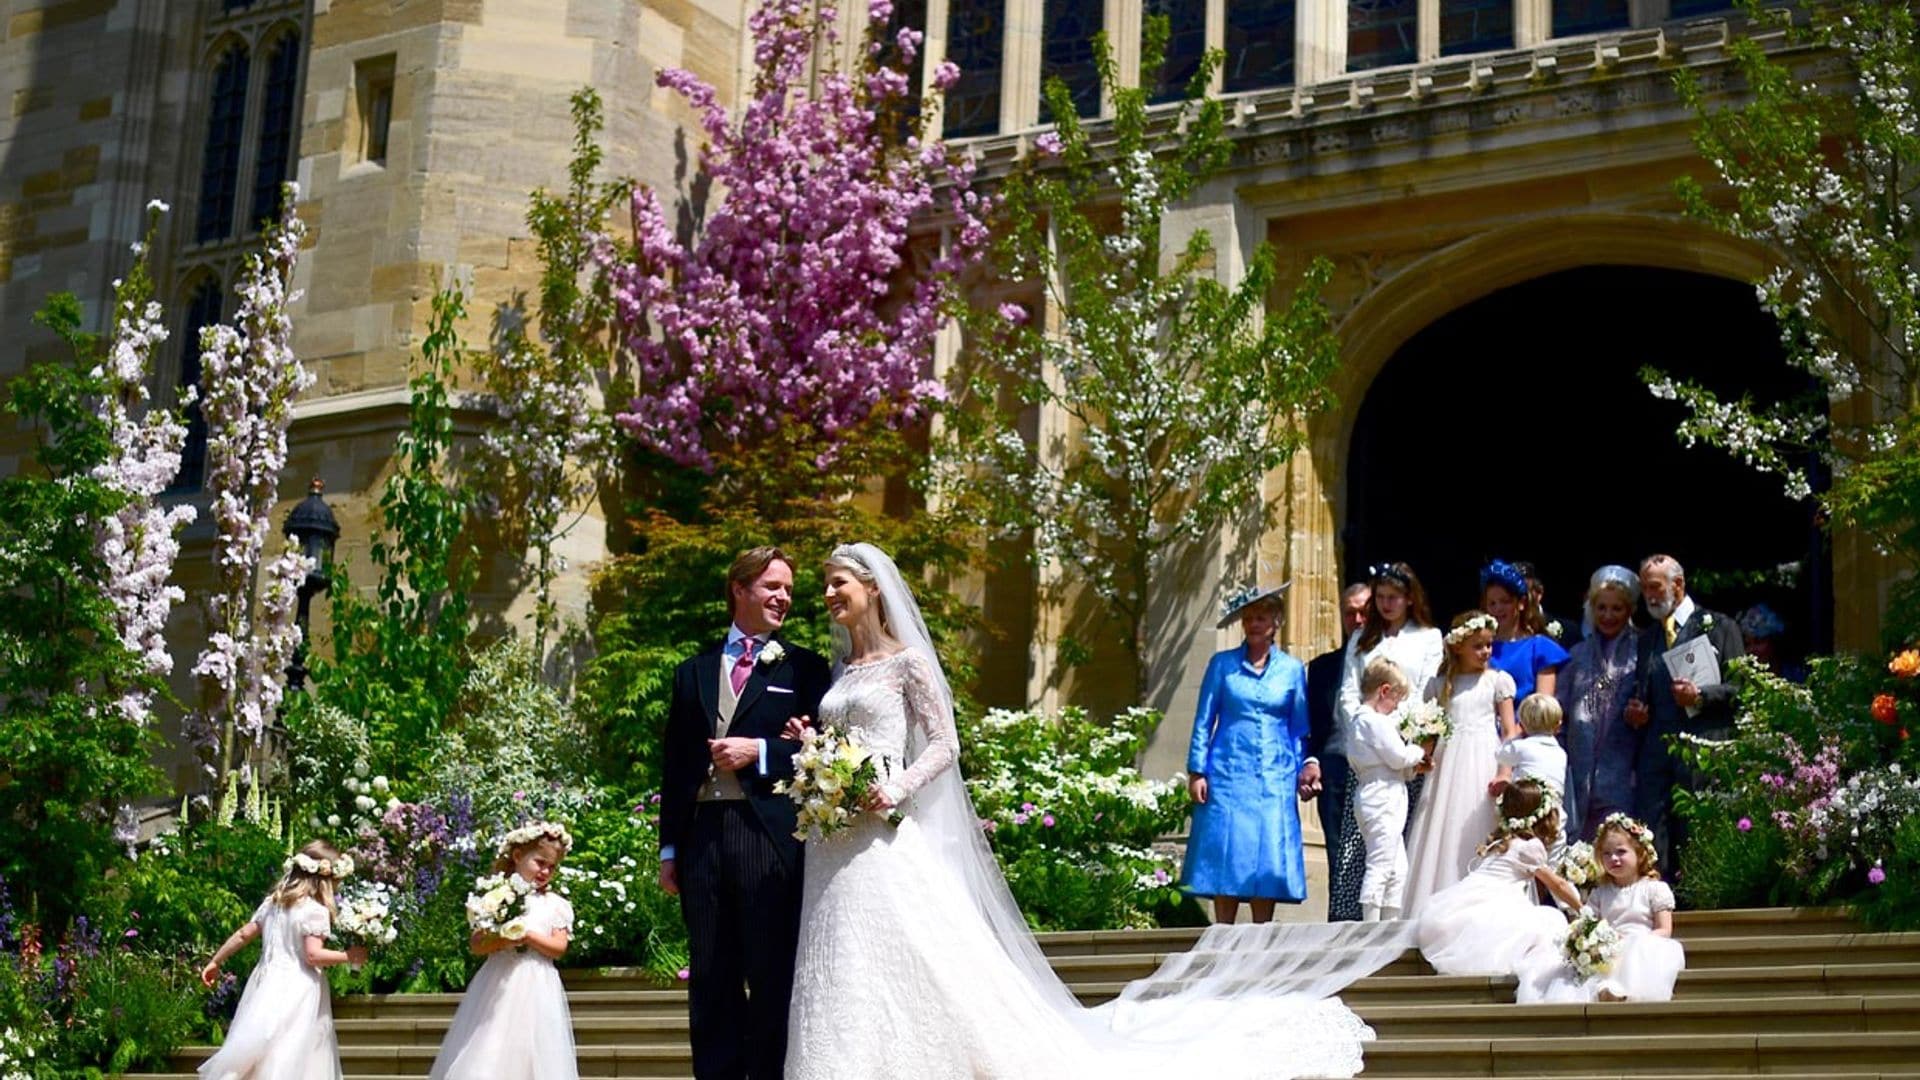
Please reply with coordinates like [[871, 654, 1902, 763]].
[[428, 889, 577, 1079], [198, 897, 340, 1080]]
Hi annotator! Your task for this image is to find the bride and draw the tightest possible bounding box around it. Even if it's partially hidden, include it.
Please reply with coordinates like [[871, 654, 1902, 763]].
[[785, 543, 1395, 1079]]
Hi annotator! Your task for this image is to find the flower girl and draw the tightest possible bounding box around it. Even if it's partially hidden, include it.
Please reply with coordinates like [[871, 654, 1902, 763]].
[[1415, 779, 1578, 979], [197, 841, 365, 1080], [1528, 814, 1686, 1003], [1347, 657, 1430, 921], [430, 822, 578, 1080], [1402, 611, 1520, 913]]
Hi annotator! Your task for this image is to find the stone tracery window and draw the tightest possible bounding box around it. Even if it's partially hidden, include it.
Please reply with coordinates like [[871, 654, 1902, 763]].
[[1349, 0, 1418, 71], [1041, 0, 1104, 120], [1668, 0, 1734, 16], [249, 30, 300, 230], [195, 45, 250, 244], [944, 0, 1004, 137], [1552, 0, 1630, 36], [1224, 0, 1297, 93], [1146, 0, 1209, 104], [1439, 0, 1514, 56], [168, 275, 225, 493]]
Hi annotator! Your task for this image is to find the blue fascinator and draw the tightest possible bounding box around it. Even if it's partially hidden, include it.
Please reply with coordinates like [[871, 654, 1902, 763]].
[[1480, 559, 1530, 599]]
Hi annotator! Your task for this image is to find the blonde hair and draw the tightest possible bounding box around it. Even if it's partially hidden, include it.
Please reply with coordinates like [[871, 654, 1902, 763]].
[[272, 839, 344, 914], [1360, 657, 1410, 699], [491, 835, 568, 876], [1517, 693, 1563, 735], [1594, 817, 1663, 882], [1479, 778, 1562, 857], [1436, 610, 1495, 708]]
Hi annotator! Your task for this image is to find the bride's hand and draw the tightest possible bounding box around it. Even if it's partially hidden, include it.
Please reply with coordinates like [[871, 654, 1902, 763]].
[[862, 786, 898, 812], [782, 716, 815, 742]]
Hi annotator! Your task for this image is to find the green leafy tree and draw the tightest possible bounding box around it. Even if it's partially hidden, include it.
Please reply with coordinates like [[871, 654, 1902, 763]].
[[935, 16, 1339, 701], [1664, 0, 1920, 642]]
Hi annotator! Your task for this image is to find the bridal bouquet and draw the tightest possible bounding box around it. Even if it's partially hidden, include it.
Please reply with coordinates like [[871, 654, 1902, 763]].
[[1397, 700, 1452, 747], [1563, 909, 1623, 978], [333, 881, 400, 949], [776, 726, 902, 842], [1554, 841, 1603, 889], [464, 871, 536, 940]]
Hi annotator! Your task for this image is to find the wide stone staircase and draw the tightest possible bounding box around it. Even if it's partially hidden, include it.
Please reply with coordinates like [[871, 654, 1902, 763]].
[[149, 907, 1920, 1078]]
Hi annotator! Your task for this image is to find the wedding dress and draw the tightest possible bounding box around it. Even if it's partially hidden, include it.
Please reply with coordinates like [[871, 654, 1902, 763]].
[[785, 544, 1398, 1080]]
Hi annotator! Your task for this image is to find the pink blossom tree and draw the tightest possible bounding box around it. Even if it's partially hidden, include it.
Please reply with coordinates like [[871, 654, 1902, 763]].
[[593, 0, 988, 496], [187, 185, 314, 796]]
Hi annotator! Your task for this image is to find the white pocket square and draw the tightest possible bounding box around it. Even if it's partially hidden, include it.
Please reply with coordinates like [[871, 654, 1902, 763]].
[[767, 685, 795, 694]]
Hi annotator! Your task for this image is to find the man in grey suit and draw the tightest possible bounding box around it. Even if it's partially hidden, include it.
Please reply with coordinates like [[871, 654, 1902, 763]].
[[1624, 553, 1746, 870]]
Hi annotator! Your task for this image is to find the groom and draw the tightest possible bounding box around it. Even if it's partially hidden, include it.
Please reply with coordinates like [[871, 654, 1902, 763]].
[[659, 547, 832, 1080]]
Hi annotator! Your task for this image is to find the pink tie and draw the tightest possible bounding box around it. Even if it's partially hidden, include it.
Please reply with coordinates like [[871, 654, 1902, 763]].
[[731, 639, 757, 696]]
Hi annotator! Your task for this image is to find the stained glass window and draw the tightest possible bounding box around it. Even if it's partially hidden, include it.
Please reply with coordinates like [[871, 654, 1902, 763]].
[[1349, 0, 1417, 71], [1224, 0, 1296, 94], [1552, 0, 1629, 36], [250, 33, 300, 231], [943, 0, 1003, 137], [196, 46, 250, 244], [1440, 0, 1514, 56], [170, 277, 223, 493], [1041, 0, 1103, 121], [1668, 0, 1732, 16], [1146, 0, 1208, 104]]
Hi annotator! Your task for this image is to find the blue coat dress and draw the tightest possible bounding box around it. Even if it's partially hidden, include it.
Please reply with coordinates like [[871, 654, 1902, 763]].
[[1182, 646, 1310, 901]]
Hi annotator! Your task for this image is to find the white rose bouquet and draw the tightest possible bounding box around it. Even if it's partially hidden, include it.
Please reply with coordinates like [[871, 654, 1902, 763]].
[[1397, 700, 1453, 747], [775, 726, 903, 842], [1554, 841, 1602, 889], [333, 880, 400, 949], [1563, 909, 1623, 978], [464, 871, 537, 941]]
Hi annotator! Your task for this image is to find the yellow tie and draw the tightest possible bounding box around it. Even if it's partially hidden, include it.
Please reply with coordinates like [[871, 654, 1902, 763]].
[[1663, 615, 1677, 648]]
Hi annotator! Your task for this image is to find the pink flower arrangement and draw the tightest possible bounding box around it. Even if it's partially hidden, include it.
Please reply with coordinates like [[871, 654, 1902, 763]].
[[1868, 862, 1887, 885]]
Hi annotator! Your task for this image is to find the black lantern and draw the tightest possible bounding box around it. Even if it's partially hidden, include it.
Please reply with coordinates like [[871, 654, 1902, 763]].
[[282, 477, 339, 693]]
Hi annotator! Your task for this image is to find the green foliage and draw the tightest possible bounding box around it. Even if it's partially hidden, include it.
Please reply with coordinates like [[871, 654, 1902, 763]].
[[936, 14, 1339, 698], [0, 294, 163, 930], [87, 820, 288, 958], [307, 284, 478, 781], [582, 500, 979, 793], [286, 699, 376, 832], [558, 799, 687, 978], [961, 706, 1191, 930], [57, 948, 205, 1074]]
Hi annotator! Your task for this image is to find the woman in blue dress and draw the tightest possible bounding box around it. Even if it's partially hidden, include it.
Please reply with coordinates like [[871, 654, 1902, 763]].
[[1481, 559, 1569, 703], [1183, 583, 1310, 923]]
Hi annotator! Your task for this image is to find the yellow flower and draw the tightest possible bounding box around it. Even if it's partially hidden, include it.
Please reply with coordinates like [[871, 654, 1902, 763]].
[[1890, 649, 1920, 679]]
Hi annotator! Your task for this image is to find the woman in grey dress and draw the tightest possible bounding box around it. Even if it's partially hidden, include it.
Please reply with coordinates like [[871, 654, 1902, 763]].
[[1556, 566, 1643, 842]]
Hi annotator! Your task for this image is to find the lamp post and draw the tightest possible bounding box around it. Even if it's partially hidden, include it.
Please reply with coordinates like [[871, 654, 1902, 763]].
[[282, 477, 339, 693]]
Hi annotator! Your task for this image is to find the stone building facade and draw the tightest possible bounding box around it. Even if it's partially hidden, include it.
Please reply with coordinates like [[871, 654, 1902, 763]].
[[0, 0, 1888, 782]]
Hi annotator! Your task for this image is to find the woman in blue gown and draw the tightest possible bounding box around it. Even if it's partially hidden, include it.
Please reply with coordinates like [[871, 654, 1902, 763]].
[[1482, 559, 1569, 703], [1183, 583, 1310, 923]]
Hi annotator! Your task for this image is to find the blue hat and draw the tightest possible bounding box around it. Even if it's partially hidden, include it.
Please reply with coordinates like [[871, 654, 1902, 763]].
[[1218, 582, 1290, 629], [1480, 559, 1530, 599]]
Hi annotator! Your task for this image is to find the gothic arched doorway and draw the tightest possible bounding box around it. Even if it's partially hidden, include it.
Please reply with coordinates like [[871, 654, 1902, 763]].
[[1343, 265, 1832, 661]]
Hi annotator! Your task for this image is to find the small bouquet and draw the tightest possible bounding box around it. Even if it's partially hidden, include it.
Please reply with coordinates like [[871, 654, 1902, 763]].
[[1554, 841, 1603, 889], [1397, 700, 1452, 747], [775, 726, 902, 842], [464, 871, 537, 941], [333, 880, 400, 949], [1563, 909, 1623, 978]]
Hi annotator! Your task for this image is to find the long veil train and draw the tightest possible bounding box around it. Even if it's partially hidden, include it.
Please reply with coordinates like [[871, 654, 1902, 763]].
[[833, 542, 1414, 1078]]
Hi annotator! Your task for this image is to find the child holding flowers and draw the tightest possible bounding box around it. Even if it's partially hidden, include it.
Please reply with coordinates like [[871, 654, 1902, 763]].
[[1403, 611, 1520, 914], [197, 840, 366, 1080], [430, 822, 578, 1080], [1415, 779, 1578, 981], [1346, 657, 1431, 921], [1528, 813, 1686, 1003]]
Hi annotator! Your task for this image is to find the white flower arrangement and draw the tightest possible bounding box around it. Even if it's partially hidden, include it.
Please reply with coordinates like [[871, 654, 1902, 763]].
[[284, 852, 354, 879], [1701, 614, 1716, 632], [465, 871, 537, 940], [1546, 620, 1565, 640], [775, 726, 901, 841], [496, 820, 574, 857], [759, 640, 786, 666], [1397, 700, 1453, 746], [1563, 909, 1623, 978], [1554, 841, 1602, 888], [1445, 613, 1499, 646], [333, 880, 399, 949]]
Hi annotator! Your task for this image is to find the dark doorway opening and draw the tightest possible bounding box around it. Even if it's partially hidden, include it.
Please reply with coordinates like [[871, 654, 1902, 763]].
[[1343, 266, 1832, 663]]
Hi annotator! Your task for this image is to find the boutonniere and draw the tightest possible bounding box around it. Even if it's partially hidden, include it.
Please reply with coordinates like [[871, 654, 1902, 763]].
[[759, 640, 786, 666], [1700, 614, 1715, 632], [1546, 620, 1564, 641]]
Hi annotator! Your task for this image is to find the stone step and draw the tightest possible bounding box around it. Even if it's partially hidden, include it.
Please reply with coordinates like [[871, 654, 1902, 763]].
[[1361, 993, 1920, 1038], [1359, 1030, 1920, 1076]]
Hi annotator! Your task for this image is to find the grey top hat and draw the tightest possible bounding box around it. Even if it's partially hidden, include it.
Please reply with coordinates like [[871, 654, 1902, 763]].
[[1217, 582, 1291, 629]]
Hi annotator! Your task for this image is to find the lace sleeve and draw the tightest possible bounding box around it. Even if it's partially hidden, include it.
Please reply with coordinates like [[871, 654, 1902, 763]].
[[882, 651, 959, 803]]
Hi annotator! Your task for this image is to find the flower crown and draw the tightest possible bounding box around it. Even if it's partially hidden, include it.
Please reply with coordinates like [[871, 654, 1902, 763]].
[[497, 821, 573, 857], [1445, 613, 1498, 646], [1598, 812, 1658, 866], [1501, 788, 1560, 834], [1480, 559, 1530, 599], [284, 852, 354, 879]]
